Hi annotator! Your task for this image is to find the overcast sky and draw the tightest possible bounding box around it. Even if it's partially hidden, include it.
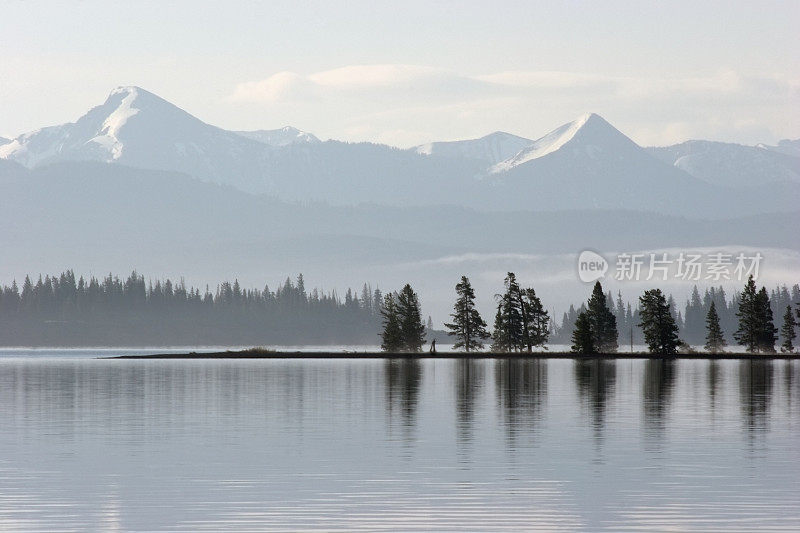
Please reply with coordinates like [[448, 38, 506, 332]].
[[1, 0, 798, 147]]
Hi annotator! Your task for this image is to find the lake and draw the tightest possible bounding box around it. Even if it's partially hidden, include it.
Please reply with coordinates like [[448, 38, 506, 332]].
[[0, 354, 797, 531]]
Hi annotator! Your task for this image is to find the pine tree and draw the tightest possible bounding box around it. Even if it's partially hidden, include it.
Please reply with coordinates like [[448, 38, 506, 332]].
[[704, 300, 726, 354], [491, 272, 525, 352], [756, 287, 777, 353], [638, 288, 681, 355], [586, 281, 618, 352], [780, 305, 797, 353], [735, 276, 777, 354], [444, 276, 490, 352], [521, 287, 549, 350], [734, 275, 760, 353], [395, 284, 426, 352], [380, 293, 402, 352], [491, 306, 508, 352], [571, 311, 595, 354]]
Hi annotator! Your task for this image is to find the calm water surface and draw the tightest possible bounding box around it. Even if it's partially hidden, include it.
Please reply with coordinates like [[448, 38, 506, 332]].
[[0, 355, 797, 531]]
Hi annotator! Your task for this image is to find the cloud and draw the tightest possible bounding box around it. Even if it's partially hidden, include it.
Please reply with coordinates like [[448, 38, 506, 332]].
[[231, 64, 798, 105], [229, 64, 483, 104], [308, 64, 440, 89], [229, 71, 310, 103]]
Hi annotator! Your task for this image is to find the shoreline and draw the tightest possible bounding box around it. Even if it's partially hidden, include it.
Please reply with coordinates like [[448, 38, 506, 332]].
[[107, 349, 800, 360]]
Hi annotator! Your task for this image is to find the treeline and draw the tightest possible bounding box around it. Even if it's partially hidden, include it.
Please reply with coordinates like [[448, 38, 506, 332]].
[[552, 282, 800, 348], [433, 273, 799, 355], [0, 270, 383, 345]]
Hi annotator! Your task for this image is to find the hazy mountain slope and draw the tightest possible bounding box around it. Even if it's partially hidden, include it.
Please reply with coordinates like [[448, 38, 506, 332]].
[[758, 139, 800, 158], [258, 140, 486, 206], [647, 140, 800, 187], [2, 162, 797, 260], [235, 126, 320, 146], [413, 131, 532, 166], [2, 161, 797, 327], [0, 137, 9, 146]]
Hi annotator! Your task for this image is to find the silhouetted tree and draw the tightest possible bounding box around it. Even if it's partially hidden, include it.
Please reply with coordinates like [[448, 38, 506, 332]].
[[734, 276, 761, 353], [735, 276, 777, 353], [491, 273, 525, 352], [445, 276, 490, 352], [521, 287, 549, 351], [395, 284, 426, 352], [780, 305, 796, 353], [380, 293, 402, 352], [704, 300, 726, 354], [586, 281, 618, 352], [639, 289, 681, 355], [571, 311, 595, 354], [756, 287, 777, 353]]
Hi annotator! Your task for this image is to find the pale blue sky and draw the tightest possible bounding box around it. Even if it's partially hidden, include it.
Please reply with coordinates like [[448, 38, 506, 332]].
[[1, 0, 797, 146]]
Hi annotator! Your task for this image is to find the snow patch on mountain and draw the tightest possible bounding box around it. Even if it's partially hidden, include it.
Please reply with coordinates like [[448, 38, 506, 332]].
[[490, 113, 593, 173], [413, 131, 532, 165], [87, 86, 140, 159], [236, 126, 320, 147]]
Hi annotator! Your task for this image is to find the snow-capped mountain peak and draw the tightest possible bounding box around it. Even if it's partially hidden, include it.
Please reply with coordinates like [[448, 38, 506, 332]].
[[235, 126, 320, 147], [490, 113, 630, 173], [0, 85, 161, 166]]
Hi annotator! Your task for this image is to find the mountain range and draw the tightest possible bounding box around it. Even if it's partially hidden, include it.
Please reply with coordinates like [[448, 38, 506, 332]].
[[1, 86, 797, 217], [0, 86, 798, 322]]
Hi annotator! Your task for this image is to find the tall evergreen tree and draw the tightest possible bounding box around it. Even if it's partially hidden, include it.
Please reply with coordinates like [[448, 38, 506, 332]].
[[756, 287, 777, 353], [395, 284, 426, 352], [491, 272, 525, 352], [380, 293, 402, 352], [734, 276, 760, 353], [704, 300, 726, 354], [444, 276, 490, 352], [735, 276, 777, 353], [586, 281, 618, 352], [638, 288, 681, 355], [520, 287, 549, 351], [571, 311, 595, 354], [780, 305, 797, 353], [491, 306, 508, 352]]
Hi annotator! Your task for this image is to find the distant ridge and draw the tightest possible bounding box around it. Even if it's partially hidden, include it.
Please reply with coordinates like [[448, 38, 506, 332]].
[[413, 131, 532, 165], [1, 86, 798, 216], [235, 126, 320, 147]]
